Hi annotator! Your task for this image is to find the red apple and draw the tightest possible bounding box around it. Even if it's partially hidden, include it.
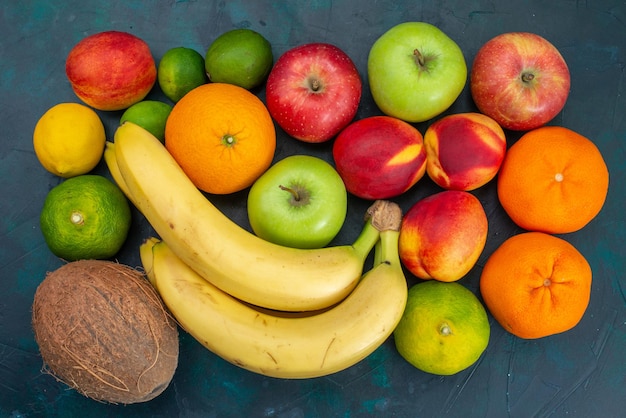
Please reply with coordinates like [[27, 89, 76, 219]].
[[399, 190, 488, 282], [424, 112, 507, 191], [265, 43, 362, 143], [66, 31, 157, 111], [470, 32, 570, 131], [332, 116, 427, 200]]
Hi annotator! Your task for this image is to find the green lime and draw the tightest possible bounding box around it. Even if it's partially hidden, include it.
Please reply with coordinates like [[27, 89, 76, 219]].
[[120, 100, 172, 142], [205, 28, 273, 90], [40, 175, 132, 261], [393, 281, 490, 375], [158, 47, 208, 103]]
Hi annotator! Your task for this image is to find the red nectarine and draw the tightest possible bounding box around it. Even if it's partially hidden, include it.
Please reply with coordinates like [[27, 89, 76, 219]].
[[424, 112, 506, 191], [399, 190, 488, 282], [66, 31, 157, 111], [332, 116, 427, 199]]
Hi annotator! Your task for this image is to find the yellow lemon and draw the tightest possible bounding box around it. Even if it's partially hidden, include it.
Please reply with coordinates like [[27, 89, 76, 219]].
[[33, 103, 106, 178]]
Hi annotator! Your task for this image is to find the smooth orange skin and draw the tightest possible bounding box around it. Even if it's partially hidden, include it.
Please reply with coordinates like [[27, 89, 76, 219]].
[[66, 31, 157, 111], [424, 112, 506, 191], [332, 115, 427, 199], [165, 83, 276, 195], [480, 232, 592, 339], [399, 190, 488, 282]]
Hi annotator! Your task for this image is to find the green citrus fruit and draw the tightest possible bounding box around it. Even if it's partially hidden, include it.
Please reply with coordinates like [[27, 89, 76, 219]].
[[40, 175, 132, 261], [120, 100, 172, 142], [158, 47, 208, 102], [205, 28, 273, 90], [33, 102, 106, 178], [394, 281, 490, 375]]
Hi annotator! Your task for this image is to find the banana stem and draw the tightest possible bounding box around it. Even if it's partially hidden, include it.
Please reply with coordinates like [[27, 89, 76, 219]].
[[350, 220, 381, 261], [373, 240, 383, 266], [377, 230, 401, 266], [354, 200, 403, 263]]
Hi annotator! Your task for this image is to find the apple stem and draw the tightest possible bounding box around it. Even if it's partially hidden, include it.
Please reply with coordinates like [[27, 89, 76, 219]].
[[308, 77, 321, 92], [413, 49, 426, 68], [521, 72, 535, 83], [279, 185, 300, 201]]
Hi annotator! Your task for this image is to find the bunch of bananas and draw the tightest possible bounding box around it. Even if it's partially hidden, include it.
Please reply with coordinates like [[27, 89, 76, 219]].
[[104, 122, 408, 379]]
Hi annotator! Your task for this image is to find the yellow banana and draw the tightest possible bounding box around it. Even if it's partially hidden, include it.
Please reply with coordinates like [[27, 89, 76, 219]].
[[139, 208, 407, 379], [107, 122, 387, 311], [103, 142, 132, 199]]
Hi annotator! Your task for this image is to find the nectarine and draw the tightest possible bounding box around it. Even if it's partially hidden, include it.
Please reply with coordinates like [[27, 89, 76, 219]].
[[66, 31, 157, 111], [399, 190, 488, 282], [332, 116, 427, 199], [424, 113, 506, 191]]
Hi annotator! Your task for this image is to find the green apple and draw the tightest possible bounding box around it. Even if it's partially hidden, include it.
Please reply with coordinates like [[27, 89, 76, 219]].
[[247, 155, 348, 249], [367, 22, 467, 123]]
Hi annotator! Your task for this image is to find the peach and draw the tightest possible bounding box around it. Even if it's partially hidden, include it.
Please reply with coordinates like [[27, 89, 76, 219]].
[[332, 115, 427, 199], [424, 112, 506, 191], [66, 31, 157, 111], [399, 190, 488, 282]]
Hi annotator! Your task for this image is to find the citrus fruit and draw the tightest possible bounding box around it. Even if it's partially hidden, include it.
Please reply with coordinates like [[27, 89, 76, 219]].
[[165, 83, 276, 194], [120, 100, 172, 142], [157, 46, 208, 102], [479, 231, 592, 339], [497, 126, 609, 234], [33, 103, 106, 178], [394, 281, 490, 375], [205, 28, 273, 90], [40, 175, 132, 261]]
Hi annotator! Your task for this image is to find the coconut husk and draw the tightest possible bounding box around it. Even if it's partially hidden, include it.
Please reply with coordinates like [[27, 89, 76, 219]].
[[31, 260, 179, 404]]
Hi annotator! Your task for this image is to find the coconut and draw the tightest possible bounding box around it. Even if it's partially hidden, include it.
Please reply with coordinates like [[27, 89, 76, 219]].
[[31, 259, 179, 404]]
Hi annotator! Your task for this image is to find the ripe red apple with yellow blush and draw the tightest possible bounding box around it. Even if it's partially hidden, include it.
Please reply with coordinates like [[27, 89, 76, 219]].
[[332, 116, 427, 200], [424, 112, 506, 191], [66, 31, 157, 111], [399, 190, 488, 282], [470, 32, 570, 131]]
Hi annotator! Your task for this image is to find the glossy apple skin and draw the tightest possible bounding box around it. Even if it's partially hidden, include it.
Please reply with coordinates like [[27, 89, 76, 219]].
[[265, 43, 362, 143], [367, 22, 467, 123], [66, 31, 157, 111], [470, 32, 570, 131], [399, 190, 488, 282], [424, 112, 507, 191], [247, 155, 347, 249], [332, 116, 427, 200]]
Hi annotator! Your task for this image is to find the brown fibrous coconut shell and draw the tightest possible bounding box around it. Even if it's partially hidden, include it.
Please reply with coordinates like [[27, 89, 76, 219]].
[[31, 259, 179, 404]]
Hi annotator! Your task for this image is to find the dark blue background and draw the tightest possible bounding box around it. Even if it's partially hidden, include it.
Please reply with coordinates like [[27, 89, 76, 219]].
[[2, 1, 625, 417]]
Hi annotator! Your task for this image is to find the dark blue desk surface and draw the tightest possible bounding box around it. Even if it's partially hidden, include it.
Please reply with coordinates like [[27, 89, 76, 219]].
[[2, 1, 625, 417]]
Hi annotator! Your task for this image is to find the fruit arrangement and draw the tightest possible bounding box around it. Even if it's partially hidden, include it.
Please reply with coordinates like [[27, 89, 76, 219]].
[[30, 24, 610, 404]]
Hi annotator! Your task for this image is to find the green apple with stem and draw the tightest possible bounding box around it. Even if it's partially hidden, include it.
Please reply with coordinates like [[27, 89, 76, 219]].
[[367, 22, 467, 123], [247, 155, 348, 249]]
